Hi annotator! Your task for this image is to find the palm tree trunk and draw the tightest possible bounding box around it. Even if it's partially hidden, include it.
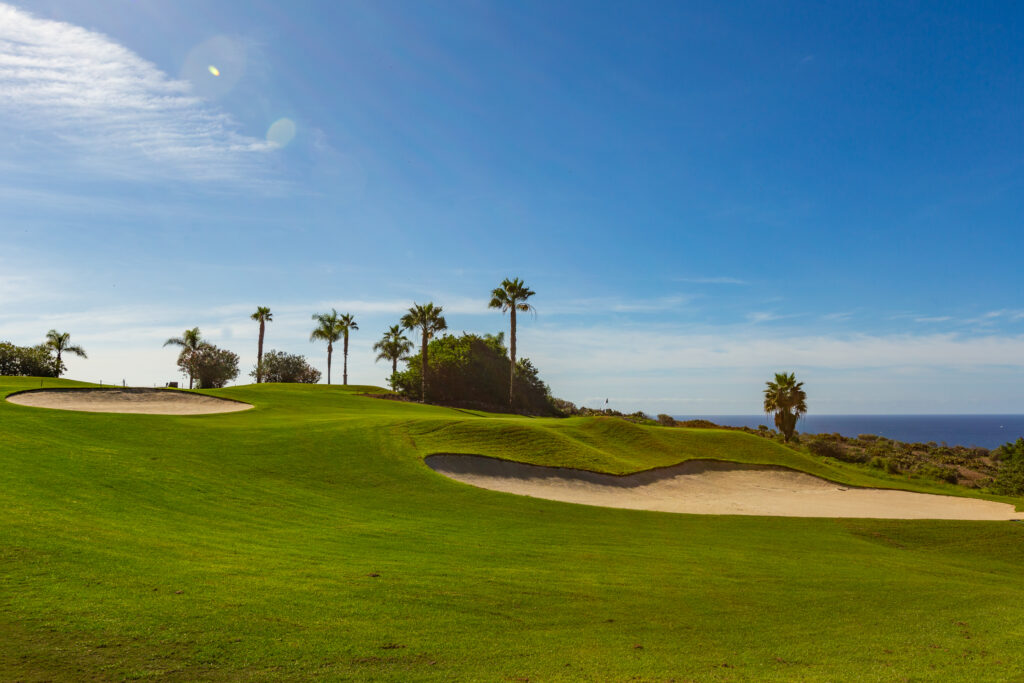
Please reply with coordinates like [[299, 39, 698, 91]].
[[257, 321, 265, 383], [392, 357, 397, 378], [343, 333, 349, 385], [421, 329, 428, 402], [509, 308, 517, 407], [55, 350, 62, 378], [327, 343, 333, 385]]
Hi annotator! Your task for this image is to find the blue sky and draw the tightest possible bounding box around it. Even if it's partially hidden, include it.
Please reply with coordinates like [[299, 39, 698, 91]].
[[1, 0, 1023, 413]]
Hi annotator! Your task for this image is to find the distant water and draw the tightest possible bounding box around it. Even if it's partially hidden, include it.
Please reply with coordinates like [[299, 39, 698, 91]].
[[674, 415, 1024, 450]]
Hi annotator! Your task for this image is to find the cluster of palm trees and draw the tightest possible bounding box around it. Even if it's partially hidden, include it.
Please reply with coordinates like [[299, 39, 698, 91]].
[[183, 278, 539, 405], [38, 284, 810, 427]]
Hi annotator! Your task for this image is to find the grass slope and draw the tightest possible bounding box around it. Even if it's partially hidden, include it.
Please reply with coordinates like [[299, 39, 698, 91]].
[[2, 376, 1023, 681]]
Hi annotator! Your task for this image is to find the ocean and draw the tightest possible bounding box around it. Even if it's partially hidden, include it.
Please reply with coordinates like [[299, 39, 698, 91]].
[[673, 415, 1024, 450]]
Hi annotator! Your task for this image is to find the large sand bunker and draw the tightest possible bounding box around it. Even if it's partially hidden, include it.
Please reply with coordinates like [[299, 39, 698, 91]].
[[6, 388, 252, 415], [426, 455, 1021, 520]]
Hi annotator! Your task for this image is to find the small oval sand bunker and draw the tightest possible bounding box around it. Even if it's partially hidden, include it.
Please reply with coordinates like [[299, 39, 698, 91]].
[[427, 455, 1021, 520], [7, 388, 252, 415]]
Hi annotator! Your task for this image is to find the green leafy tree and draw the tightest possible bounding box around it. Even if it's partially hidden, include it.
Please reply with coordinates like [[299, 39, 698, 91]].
[[391, 333, 556, 415], [372, 325, 413, 388], [163, 327, 204, 389], [338, 313, 358, 385], [250, 350, 321, 384], [183, 344, 240, 389], [44, 330, 87, 378], [250, 306, 273, 383], [399, 302, 447, 401], [310, 309, 344, 384], [0, 342, 60, 377], [488, 277, 535, 406], [763, 372, 808, 442]]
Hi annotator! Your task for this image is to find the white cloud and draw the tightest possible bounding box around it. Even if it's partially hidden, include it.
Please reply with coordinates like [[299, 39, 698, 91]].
[[0, 3, 273, 181], [746, 311, 785, 324], [546, 295, 692, 315], [914, 316, 952, 323]]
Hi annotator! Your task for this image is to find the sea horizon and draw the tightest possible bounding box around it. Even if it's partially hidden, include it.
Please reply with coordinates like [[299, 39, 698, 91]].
[[674, 414, 1024, 450]]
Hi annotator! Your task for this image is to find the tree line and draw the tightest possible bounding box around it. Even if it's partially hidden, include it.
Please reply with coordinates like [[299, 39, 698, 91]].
[[1, 278, 812, 426]]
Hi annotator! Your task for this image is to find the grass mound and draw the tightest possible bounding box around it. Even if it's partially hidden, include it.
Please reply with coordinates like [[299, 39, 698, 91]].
[[2, 376, 1023, 681]]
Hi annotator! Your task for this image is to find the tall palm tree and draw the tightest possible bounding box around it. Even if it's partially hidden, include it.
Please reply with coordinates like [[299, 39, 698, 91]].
[[310, 309, 345, 385], [44, 330, 87, 378], [338, 313, 358, 385], [250, 306, 273, 384], [372, 325, 413, 386], [488, 277, 536, 406], [163, 327, 204, 389], [400, 302, 447, 401], [763, 372, 808, 443]]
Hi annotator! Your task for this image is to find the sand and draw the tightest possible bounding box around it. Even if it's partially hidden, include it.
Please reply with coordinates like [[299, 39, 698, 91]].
[[6, 388, 252, 415], [426, 454, 1021, 520]]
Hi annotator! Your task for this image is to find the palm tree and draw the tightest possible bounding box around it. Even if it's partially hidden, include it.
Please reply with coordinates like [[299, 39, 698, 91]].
[[338, 313, 358, 385], [310, 309, 345, 385], [372, 325, 413, 386], [44, 330, 87, 378], [400, 302, 447, 401], [163, 327, 204, 389], [763, 372, 808, 443], [488, 277, 535, 406], [250, 306, 273, 384]]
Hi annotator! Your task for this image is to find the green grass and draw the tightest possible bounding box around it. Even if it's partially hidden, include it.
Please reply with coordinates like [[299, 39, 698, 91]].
[[2, 376, 1023, 681]]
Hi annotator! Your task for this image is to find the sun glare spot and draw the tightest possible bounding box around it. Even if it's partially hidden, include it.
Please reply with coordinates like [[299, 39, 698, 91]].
[[266, 118, 297, 148], [208, 65, 221, 77]]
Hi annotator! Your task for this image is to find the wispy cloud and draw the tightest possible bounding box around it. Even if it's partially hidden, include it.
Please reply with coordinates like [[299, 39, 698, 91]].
[[546, 295, 692, 315], [0, 3, 273, 181], [820, 311, 854, 322], [746, 311, 785, 324], [914, 316, 952, 323]]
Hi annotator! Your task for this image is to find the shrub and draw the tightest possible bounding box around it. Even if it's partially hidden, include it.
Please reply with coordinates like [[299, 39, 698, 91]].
[[552, 398, 578, 416], [392, 333, 557, 415], [179, 344, 239, 389], [678, 419, 720, 428], [656, 414, 677, 427], [807, 438, 844, 459], [869, 456, 887, 470], [252, 350, 321, 384], [991, 438, 1024, 495], [916, 464, 959, 484], [885, 459, 901, 475]]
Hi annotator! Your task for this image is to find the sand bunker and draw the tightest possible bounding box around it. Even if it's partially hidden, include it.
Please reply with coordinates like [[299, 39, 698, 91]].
[[6, 388, 252, 415], [426, 455, 1021, 520]]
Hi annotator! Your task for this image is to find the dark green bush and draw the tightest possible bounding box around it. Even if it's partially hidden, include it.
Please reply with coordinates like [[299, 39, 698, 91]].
[[392, 333, 557, 415], [808, 438, 867, 462], [251, 350, 321, 384], [916, 464, 959, 484], [991, 438, 1024, 495]]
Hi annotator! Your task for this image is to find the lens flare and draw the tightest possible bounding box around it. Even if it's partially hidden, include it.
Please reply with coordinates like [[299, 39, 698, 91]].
[[207, 65, 220, 77], [266, 118, 297, 148]]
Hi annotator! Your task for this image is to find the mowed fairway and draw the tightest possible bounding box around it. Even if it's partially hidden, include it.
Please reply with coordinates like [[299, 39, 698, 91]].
[[2, 377, 1024, 681]]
